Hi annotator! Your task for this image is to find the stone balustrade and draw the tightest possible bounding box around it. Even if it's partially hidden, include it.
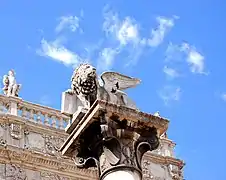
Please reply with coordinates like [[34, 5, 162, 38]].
[[151, 137, 176, 157], [0, 94, 70, 130]]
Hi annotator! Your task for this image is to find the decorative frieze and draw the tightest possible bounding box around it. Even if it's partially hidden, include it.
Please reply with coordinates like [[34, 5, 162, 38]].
[[41, 171, 70, 180], [44, 135, 66, 155], [0, 146, 98, 179]]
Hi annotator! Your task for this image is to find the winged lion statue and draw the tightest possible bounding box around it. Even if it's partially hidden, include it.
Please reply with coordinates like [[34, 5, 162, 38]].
[[66, 63, 140, 109]]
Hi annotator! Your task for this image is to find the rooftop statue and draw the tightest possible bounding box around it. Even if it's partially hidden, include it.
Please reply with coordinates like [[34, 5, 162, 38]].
[[66, 63, 141, 109], [2, 70, 21, 97]]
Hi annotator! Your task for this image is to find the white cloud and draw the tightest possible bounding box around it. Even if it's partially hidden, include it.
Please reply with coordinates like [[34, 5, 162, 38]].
[[181, 43, 205, 74], [165, 42, 206, 74], [221, 93, 226, 101], [97, 47, 119, 71], [37, 9, 177, 71], [117, 17, 139, 46], [158, 85, 181, 105], [147, 16, 177, 47], [102, 10, 143, 66], [163, 66, 180, 79], [37, 38, 84, 67], [102, 8, 177, 67], [103, 11, 140, 47], [165, 42, 184, 62], [55, 15, 80, 33]]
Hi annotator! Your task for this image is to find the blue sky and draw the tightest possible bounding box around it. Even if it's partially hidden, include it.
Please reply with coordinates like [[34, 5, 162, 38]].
[[0, 0, 225, 179]]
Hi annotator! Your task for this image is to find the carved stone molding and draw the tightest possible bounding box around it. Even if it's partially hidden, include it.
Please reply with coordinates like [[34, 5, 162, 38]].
[[44, 135, 66, 155], [0, 146, 98, 179], [141, 159, 184, 180], [41, 171, 70, 180]]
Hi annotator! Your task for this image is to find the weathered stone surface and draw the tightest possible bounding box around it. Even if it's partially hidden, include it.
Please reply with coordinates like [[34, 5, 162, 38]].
[[40, 171, 70, 180], [61, 92, 82, 115], [151, 138, 175, 157], [26, 132, 45, 150], [5, 164, 27, 180], [0, 164, 5, 179], [44, 135, 65, 155], [65, 106, 87, 134], [25, 169, 41, 180]]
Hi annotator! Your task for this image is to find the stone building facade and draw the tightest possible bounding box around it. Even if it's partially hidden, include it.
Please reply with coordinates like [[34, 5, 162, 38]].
[[0, 95, 184, 180]]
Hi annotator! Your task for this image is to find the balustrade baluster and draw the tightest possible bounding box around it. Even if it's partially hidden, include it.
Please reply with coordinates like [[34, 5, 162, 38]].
[[29, 109, 34, 122], [51, 115, 57, 128], [59, 117, 64, 130], [37, 111, 42, 124], [44, 114, 49, 126], [22, 107, 27, 118]]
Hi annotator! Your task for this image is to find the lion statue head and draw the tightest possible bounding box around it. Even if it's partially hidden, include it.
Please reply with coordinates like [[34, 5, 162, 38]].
[[70, 64, 98, 107]]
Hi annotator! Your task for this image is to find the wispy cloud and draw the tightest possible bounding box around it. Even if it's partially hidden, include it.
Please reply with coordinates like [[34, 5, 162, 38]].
[[160, 42, 206, 104], [163, 66, 180, 79], [181, 43, 206, 74], [101, 10, 143, 69], [36, 8, 177, 72], [221, 93, 226, 101], [147, 16, 177, 47], [97, 47, 119, 71], [103, 10, 141, 47], [165, 42, 206, 74], [158, 85, 181, 105], [55, 15, 80, 33], [101, 7, 176, 70], [37, 38, 85, 67]]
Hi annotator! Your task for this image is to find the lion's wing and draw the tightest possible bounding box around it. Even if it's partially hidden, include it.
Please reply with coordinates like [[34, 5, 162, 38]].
[[100, 72, 141, 92]]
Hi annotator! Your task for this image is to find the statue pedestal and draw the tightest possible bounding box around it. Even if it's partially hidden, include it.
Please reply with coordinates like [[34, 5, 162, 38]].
[[61, 91, 83, 116], [60, 100, 169, 180]]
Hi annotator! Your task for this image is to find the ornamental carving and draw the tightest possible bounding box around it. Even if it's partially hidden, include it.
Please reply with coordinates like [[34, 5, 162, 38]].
[[70, 111, 159, 179], [44, 135, 66, 155], [10, 123, 22, 139], [167, 164, 183, 180], [5, 164, 27, 180], [142, 160, 154, 180], [41, 171, 70, 180]]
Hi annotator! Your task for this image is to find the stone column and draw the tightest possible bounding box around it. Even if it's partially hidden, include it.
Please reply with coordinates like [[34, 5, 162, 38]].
[[60, 101, 168, 180], [97, 112, 159, 180]]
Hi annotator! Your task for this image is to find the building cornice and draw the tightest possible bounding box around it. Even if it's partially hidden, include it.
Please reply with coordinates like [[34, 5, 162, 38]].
[[0, 145, 98, 179]]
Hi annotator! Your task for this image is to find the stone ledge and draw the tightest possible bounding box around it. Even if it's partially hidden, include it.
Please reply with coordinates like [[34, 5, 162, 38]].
[[144, 152, 185, 169], [97, 100, 169, 135], [0, 145, 98, 179]]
